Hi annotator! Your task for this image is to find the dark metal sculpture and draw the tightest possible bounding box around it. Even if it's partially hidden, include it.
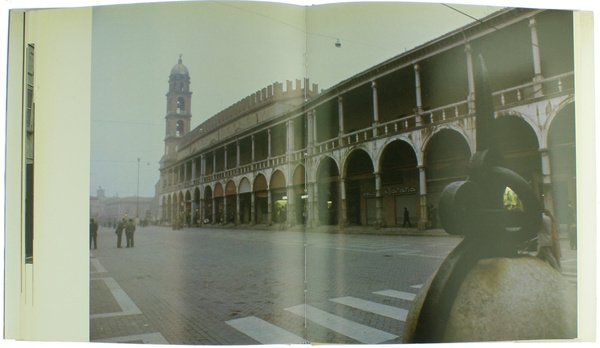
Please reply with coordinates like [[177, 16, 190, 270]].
[[407, 55, 542, 343]]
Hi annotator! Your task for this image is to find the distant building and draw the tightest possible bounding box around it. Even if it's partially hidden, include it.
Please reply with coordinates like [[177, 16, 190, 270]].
[[158, 8, 575, 231], [91, 187, 157, 226]]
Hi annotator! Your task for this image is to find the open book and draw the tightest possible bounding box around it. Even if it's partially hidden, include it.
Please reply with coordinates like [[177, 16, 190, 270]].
[[3, 0, 592, 345]]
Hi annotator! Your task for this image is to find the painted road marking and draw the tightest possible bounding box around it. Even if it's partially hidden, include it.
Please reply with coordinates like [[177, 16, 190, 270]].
[[90, 277, 142, 319], [90, 258, 107, 274], [226, 316, 308, 344], [330, 296, 408, 321], [373, 290, 416, 301], [411, 284, 423, 289], [96, 332, 169, 344], [285, 304, 397, 344]]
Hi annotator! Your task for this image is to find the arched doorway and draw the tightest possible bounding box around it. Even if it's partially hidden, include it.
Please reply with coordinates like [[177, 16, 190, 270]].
[[239, 178, 252, 224], [495, 115, 542, 196], [292, 165, 306, 225], [548, 103, 576, 228], [316, 156, 340, 225], [270, 170, 287, 224], [225, 180, 237, 224], [254, 174, 268, 224], [425, 129, 471, 211], [379, 140, 419, 226], [203, 186, 213, 224], [344, 149, 375, 225]]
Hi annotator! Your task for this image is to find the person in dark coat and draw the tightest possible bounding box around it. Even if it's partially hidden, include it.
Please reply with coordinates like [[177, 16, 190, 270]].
[[403, 207, 411, 227], [115, 218, 126, 248], [125, 219, 136, 248], [90, 218, 98, 249]]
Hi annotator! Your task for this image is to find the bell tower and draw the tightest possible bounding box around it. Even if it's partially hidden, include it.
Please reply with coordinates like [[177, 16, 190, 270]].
[[163, 54, 191, 162]]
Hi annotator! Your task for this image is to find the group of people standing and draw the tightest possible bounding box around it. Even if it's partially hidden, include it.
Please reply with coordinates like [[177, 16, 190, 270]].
[[89, 216, 137, 249], [115, 217, 136, 248]]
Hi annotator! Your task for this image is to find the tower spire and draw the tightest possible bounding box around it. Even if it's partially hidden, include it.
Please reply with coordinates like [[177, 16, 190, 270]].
[[162, 55, 192, 163]]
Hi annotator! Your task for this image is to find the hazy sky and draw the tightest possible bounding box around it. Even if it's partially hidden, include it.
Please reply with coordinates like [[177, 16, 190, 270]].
[[90, 0, 500, 198]]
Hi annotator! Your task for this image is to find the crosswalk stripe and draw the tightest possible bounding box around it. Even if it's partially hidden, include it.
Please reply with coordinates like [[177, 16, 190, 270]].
[[226, 316, 308, 344], [373, 290, 416, 301], [90, 277, 142, 319], [286, 304, 397, 344], [330, 296, 408, 321], [90, 258, 107, 273]]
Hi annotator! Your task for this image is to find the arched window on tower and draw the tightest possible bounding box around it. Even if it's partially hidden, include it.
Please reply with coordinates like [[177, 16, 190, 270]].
[[177, 97, 185, 114], [176, 120, 185, 136]]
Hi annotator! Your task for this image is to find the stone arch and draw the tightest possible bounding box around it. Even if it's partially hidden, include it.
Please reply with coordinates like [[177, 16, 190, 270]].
[[270, 170, 286, 189], [542, 96, 575, 148], [239, 176, 252, 193], [291, 164, 307, 224], [378, 139, 420, 227], [547, 101, 576, 226], [497, 110, 543, 152], [494, 114, 542, 195], [270, 170, 287, 224], [424, 128, 472, 208], [341, 145, 374, 178], [224, 180, 236, 224], [344, 148, 376, 225], [254, 174, 268, 224], [422, 124, 474, 164], [315, 155, 341, 179], [316, 156, 341, 225], [374, 135, 417, 171], [238, 177, 252, 224]]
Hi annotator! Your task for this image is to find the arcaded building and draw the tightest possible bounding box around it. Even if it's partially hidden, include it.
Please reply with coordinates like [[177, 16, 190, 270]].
[[158, 8, 575, 231]]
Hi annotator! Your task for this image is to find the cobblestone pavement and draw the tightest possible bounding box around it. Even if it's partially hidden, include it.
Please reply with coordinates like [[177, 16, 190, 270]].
[[90, 226, 578, 345]]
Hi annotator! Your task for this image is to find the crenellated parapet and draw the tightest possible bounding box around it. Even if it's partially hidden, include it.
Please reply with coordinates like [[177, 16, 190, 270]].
[[181, 79, 319, 149]]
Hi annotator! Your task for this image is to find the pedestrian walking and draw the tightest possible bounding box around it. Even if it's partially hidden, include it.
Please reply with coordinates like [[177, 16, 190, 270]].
[[115, 217, 126, 248], [537, 209, 561, 271], [403, 207, 411, 227], [90, 218, 98, 249], [125, 218, 136, 248]]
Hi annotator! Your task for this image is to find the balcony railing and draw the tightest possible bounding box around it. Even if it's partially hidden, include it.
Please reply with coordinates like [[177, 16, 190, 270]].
[[162, 72, 573, 193]]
